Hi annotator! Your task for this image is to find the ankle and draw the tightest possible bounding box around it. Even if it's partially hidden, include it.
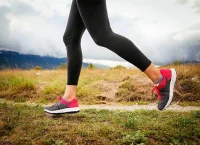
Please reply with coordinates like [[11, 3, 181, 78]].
[[153, 74, 163, 84], [63, 95, 76, 101]]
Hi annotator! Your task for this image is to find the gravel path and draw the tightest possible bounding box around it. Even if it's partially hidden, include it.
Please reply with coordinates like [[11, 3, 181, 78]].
[[1, 99, 199, 112], [80, 103, 200, 112]]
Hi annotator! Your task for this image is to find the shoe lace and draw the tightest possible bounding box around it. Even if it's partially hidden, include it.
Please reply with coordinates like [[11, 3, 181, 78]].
[[52, 96, 62, 107], [152, 83, 162, 100]]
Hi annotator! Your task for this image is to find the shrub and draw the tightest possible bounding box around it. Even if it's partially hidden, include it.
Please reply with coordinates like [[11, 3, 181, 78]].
[[172, 60, 181, 65], [112, 65, 126, 69], [56, 63, 67, 70], [34, 66, 42, 70], [87, 63, 95, 69]]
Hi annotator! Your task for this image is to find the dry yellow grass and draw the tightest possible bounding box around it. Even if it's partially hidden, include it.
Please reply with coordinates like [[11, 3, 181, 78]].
[[0, 64, 199, 105]]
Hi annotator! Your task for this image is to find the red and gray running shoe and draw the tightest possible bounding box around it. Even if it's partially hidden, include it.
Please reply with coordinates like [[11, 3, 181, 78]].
[[44, 96, 80, 114], [152, 68, 177, 110]]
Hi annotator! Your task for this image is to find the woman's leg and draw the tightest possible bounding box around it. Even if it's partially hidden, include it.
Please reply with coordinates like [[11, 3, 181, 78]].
[[62, 0, 161, 102], [76, 0, 159, 77], [75, 0, 177, 111], [63, 0, 86, 101], [144, 64, 162, 82]]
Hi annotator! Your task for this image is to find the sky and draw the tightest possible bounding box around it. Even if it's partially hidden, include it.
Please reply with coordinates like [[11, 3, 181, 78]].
[[0, 0, 200, 67]]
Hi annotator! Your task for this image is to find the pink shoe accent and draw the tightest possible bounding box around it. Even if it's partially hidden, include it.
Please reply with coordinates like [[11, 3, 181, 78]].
[[68, 98, 79, 108], [152, 69, 172, 100], [59, 96, 69, 105], [160, 69, 172, 81], [58, 96, 79, 108]]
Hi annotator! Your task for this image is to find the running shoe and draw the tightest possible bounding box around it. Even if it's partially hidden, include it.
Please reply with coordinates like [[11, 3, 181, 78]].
[[44, 96, 80, 114], [152, 68, 177, 110]]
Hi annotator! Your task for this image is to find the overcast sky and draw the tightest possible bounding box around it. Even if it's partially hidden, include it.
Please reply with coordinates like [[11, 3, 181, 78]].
[[0, 0, 200, 67]]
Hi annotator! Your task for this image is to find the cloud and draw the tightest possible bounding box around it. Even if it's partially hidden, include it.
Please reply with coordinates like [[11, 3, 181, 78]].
[[0, 0, 69, 57], [193, 0, 200, 14], [176, 0, 188, 5], [0, 0, 199, 66], [83, 58, 136, 68], [176, 0, 200, 15], [155, 24, 200, 64], [0, 6, 17, 50]]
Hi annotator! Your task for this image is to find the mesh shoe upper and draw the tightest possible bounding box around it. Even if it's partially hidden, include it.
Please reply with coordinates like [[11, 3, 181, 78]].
[[152, 69, 174, 110], [44, 96, 79, 113]]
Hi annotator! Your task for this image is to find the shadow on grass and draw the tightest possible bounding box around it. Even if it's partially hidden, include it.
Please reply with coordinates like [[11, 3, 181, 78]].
[[45, 112, 86, 122]]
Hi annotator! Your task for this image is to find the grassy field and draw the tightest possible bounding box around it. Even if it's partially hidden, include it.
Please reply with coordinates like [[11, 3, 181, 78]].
[[0, 101, 200, 145], [0, 64, 199, 106], [0, 64, 200, 144]]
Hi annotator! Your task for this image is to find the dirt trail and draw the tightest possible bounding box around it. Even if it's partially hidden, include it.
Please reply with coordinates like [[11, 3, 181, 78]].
[[80, 103, 200, 112], [1, 99, 199, 112]]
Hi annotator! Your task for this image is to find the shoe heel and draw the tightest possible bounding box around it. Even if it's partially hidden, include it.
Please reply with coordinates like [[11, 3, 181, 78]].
[[170, 68, 177, 83], [163, 68, 177, 110]]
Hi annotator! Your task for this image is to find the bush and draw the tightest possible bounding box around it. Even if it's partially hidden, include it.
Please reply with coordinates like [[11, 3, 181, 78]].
[[115, 79, 136, 101], [112, 65, 126, 69], [87, 63, 95, 69], [56, 63, 68, 70], [172, 60, 181, 65], [34, 66, 42, 70]]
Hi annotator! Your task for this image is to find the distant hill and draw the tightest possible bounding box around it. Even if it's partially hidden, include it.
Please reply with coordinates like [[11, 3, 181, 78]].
[[0, 50, 90, 69], [169, 60, 200, 65], [180, 61, 200, 64]]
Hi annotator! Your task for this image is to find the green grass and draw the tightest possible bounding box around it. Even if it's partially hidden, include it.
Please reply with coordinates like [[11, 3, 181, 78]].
[[0, 75, 37, 90], [0, 75, 38, 102], [0, 102, 200, 145]]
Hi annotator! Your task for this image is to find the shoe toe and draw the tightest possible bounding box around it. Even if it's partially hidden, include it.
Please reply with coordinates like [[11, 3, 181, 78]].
[[44, 105, 55, 111], [157, 104, 165, 110], [157, 100, 166, 110], [43, 106, 50, 111]]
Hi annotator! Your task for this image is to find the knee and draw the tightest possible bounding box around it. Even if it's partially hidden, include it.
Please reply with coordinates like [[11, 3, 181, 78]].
[[63, 32, 70, 48], [93, 34, 109, 47], [63, 32, 78, 49], [93, 29, 114, 47], [94, 38, 104, 46], [63, 30, 83, 49]]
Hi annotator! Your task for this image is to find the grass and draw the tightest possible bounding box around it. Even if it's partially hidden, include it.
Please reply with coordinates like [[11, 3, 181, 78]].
[[0, 101, 200, 145], [0, 64, 199, 105], [0, 73, 38, 102], [178, 101, 200, 107]]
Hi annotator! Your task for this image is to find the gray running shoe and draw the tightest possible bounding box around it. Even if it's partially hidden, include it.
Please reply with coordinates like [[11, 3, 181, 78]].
[[152, 68, 177, 110], [44, 96, 80, 114]]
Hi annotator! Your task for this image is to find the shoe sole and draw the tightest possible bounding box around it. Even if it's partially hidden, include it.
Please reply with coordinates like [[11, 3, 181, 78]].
[[44, 107, 80, 114], [162, 68, 177, 110]]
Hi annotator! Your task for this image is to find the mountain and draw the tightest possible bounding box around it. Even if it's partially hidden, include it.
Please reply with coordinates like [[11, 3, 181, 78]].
[[0, 50, 89, 69]]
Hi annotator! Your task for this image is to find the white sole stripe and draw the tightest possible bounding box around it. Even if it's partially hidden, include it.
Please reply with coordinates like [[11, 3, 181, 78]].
[[163, 68, 177, 110], [44, 107, 80, 114]]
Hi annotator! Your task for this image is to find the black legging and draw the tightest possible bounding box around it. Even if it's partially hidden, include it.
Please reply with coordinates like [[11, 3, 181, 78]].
[[63, 0, 152, 85]]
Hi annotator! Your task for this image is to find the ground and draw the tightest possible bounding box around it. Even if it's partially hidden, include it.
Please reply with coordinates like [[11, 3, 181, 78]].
[[0, 64, 200, 144]]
